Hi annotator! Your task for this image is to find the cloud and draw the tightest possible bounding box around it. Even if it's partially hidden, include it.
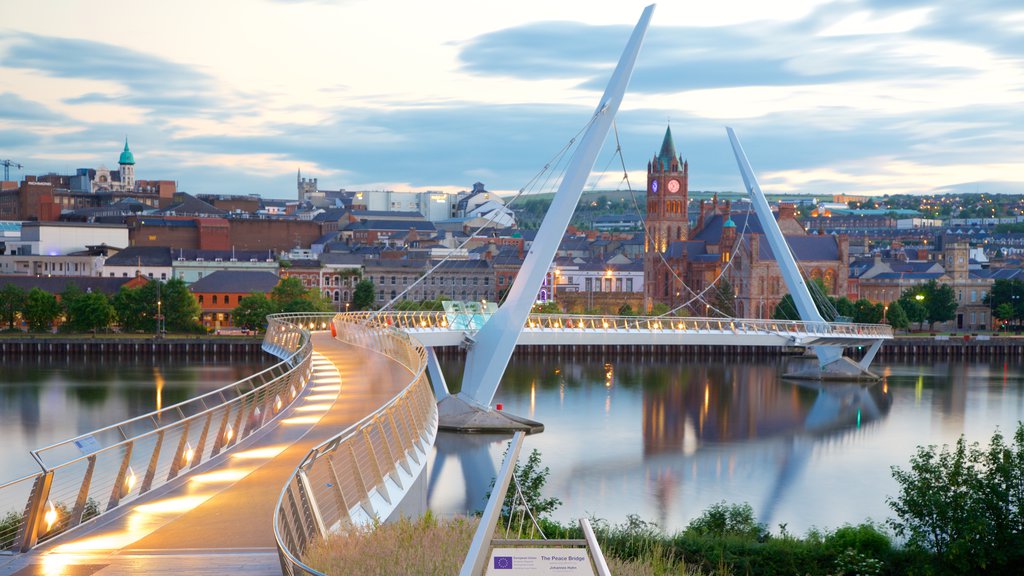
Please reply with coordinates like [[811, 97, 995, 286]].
[[1, 32, 223, 117], [0, 92, 65, 123]]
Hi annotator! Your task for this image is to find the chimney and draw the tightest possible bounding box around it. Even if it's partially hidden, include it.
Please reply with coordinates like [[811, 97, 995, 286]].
[[777, 202, 796, 221]]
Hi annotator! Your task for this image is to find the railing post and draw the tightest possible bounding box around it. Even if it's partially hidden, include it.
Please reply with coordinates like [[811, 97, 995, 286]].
[[140, 430, 164, 494], [295, 470, 328, 540], [18, 471, 54, 552], [107, 441, 135, 511], [70, 455, 97, 527]]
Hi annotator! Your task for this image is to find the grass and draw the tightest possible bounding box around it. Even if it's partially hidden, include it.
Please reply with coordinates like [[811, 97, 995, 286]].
[[302, 513, 478, 576], [301, 513, 725, 576]]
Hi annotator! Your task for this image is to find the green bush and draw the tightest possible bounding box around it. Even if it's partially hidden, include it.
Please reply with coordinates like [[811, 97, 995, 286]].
[[685, 501, 767, 542]]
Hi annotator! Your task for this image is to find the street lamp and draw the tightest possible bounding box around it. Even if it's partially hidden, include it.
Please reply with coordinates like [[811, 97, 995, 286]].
[[157, 299, 163, 338]]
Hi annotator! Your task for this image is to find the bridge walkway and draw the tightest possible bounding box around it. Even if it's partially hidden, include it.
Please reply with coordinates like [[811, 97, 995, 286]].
[[0, 334, 412, 576]]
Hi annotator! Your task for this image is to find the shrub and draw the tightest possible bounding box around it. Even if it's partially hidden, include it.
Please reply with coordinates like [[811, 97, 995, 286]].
[[685, 501, 767, 542]]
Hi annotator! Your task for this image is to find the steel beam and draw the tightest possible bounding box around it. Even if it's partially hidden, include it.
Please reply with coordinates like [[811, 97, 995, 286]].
[[460, 4, 655, 408]]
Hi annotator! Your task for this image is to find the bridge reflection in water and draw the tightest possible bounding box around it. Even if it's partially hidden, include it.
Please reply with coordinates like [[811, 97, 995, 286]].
[[426, 356, 891, 531]]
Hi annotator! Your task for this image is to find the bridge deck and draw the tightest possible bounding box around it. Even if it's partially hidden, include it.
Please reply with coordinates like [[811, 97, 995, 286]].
[[0, 334, 411, 576]]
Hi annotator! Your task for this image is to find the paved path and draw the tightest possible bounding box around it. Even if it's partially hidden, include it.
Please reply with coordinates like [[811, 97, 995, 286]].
[[1, 333, 411, 576]]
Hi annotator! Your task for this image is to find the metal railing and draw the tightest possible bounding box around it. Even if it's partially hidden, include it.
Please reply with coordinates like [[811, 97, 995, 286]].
[[0, 314, 322, 553], [343, 310, 894, 340], [274, 313, 438, 576]]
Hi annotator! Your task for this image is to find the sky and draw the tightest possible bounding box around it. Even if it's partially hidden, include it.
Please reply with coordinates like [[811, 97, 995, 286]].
[[1, 0, 1022, 200]]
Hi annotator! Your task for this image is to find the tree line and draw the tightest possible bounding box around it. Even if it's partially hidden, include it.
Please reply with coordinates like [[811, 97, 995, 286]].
[[772, 278, 960, 330], [0, 276, 331, 334]]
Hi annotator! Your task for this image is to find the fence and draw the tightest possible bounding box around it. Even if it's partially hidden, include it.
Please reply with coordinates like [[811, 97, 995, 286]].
[[343, 310, 894, 341], [0, 314, 322, 553], [274, 313, 438, 575]]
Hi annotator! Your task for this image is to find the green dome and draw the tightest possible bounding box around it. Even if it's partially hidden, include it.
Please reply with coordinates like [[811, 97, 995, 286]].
[[723, 217, 736, 228], [119, 139, 135, 165]]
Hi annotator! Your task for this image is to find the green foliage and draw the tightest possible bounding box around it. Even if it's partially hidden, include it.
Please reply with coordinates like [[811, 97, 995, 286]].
[[113, 284, 153, 332], [853, 298, 885, 324], [685, 501, 768, 542], [24, 288, 60, 332], [772, 278, 840, 321], [898, 291, 927, 329], [834, 548, 884, 576], [233, 294, 276, 331], [986, 279, 1024, 327], [885, 300, 910, 330], [898, 280, 958, 330], [504, 448, 561, 522], [0, 283, 27, 329], [533, 300, 562, 314], [353, 279, 376, 311], [64, 290, 115, 332], [712, 279, 736, 317], [649, 302, 670, 316], [1, 509, 21, 550], [161, 278, 203, 332], [887, 423, 1024, 574], [272, 277, 332, 313], [618, 303, 635, 316]]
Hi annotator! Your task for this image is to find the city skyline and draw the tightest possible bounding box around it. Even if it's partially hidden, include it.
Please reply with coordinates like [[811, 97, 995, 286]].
[[1, 0, 1021, 199]]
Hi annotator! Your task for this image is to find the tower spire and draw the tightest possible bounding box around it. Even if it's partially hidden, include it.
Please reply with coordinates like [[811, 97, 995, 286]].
[[657, 125, 677, 170]]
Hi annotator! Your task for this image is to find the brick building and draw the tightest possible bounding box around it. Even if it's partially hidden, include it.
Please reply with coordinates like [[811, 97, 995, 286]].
[[189, 270, 280, 330]]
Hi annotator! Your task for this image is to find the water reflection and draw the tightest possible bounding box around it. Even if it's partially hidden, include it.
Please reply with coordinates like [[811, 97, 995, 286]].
[[0, 356, 269, 481], [429, 355, 1022, 533]]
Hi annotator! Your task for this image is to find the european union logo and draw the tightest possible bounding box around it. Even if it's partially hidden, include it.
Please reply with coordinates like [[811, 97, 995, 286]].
[[494, 556, 513, 569]]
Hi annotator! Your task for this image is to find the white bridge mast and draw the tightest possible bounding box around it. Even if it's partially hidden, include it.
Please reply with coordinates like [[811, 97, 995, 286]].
[[438, 5, 656, 429]]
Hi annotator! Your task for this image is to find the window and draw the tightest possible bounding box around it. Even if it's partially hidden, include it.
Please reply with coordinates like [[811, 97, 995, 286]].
[[616, 278, 622, 291], [199, 295, 204, 304], [484, 278, 490, 286], [161, 273, 167, 280], [585, 278, 592, 291], [379, 276, 384, 285], [971, 290, 977, 303], [594, 279, 601, 292], [627, 278, 634, 291], [605, 278, 612, 291], [391, 276, 396, 285], [213, 295, 218, 304]]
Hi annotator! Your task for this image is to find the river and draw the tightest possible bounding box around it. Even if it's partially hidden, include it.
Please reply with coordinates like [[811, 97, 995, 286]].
[[2, 353, 1019, 535], [427, 355, 1024, 534]]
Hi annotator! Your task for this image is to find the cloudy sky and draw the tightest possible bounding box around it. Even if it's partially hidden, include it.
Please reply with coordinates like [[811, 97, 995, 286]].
[[1, 0, 1021, 200]]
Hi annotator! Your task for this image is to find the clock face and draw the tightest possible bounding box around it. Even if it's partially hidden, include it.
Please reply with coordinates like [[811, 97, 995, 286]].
[[650, 180, 658, 193], [667, 179, 680, 193]]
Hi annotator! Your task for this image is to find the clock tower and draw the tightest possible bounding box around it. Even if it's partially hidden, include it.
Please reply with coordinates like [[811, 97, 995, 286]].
[[644, 126, 689, 308]]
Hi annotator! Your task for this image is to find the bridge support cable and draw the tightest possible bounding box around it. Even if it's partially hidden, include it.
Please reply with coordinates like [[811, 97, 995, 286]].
[[726, 127, 885, 380], [442, 5, 656, 432]]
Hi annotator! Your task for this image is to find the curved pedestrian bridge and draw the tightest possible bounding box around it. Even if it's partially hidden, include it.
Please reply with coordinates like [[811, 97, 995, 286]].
[[0, 314, 435, 576], [0, 311, 887, 575]]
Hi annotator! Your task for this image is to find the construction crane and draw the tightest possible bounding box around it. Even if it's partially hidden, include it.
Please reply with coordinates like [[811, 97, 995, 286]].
[[1, 159, 23, 181]]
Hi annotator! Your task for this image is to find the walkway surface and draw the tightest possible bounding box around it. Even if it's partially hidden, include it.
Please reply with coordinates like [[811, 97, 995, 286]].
[[0, 333, 411, 576]]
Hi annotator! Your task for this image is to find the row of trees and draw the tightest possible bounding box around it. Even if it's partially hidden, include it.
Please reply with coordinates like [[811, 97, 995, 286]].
[[232, 277, 335, 330], [0, 279, 203, 333], [1, 277, 334, 334], [771, 278, 959, 330], [985, 278, 1024, 328]]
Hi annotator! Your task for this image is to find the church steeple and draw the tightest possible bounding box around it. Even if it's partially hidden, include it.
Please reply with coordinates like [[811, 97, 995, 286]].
[[118, 138, 135, 190], [657, 125, 677, 170]]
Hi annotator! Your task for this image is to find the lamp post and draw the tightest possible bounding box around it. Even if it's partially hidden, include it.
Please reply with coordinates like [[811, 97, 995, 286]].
[[915, 293, 925, 332], [156, 299, 163, 339]]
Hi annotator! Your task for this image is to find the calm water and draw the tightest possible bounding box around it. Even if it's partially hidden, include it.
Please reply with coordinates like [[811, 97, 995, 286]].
[[0, 355, 270, 482], [428, 355, 1024, 534], [4, 353, 1020, 536]]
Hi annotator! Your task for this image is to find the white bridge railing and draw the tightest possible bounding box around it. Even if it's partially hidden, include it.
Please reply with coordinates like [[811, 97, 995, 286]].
[[274, 313, 438, 576], [345, 311, 893, 341], [0, 315, 321, 553]]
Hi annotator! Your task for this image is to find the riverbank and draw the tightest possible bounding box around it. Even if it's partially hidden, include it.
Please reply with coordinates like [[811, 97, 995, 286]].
[[0, 335, 264, 357]]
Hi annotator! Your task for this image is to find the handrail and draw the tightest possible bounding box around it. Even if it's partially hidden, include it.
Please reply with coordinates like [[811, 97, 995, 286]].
[[273, 313, 438, 576], [346, 311, 894, 340], [0, 314, 321, 553]]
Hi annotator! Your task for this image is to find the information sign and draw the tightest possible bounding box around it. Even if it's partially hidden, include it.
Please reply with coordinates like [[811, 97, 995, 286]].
[[485, 548, 594, 575]]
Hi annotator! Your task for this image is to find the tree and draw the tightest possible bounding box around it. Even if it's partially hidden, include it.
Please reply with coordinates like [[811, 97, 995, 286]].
[[271, 276, 332, 313], [852, 298, 884, 324], [888, 424, 1024, 573], [711, 279, 736, 317], [898, 291, 927, 331], [24, 288, 60, 332], [113, 285, 153, 332], [533, 301, 561, 314], [835, 297, 856, 320], [771, 278, 838, 321], [161, 278, 203, 332], [233, 294, 276, 331], [921, 280, 959, 330], [995, 303, 1015, 329], [0, 283, 27, 329], [617, 303, 635, 316], [985, 279, 1024, 328], [65, 292, 115, 332], [352, 279, 376, 311], [649, 302, 670, 316], [885, 300, 909, 330]]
